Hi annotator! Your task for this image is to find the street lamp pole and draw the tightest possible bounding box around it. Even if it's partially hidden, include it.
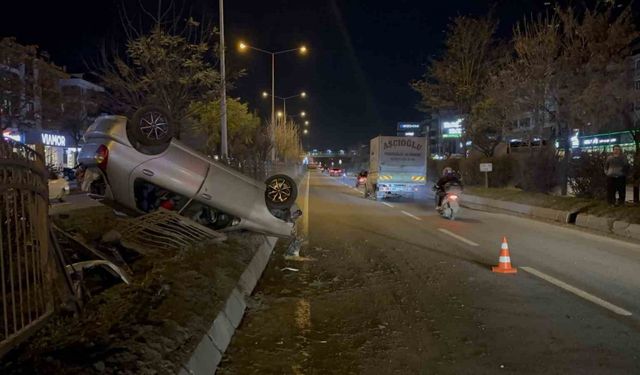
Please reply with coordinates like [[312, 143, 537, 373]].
[[239, 43, 307, 162], [219, 0, 228, 160], [271, 53, 275, 161]]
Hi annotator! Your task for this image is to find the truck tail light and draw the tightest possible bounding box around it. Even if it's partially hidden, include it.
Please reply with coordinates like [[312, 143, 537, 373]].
[[96, 145, 109, 170]]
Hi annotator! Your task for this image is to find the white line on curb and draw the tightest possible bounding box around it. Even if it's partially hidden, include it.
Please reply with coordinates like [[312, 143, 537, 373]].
[[381, 202, 394, 208], [401, 210, 422, 221], [437, 228, 479, 247], [521, 266, 632, 316], [303, 173, 310, 237]]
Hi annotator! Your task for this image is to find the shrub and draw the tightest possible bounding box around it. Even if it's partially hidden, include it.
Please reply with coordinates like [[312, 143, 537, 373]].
[[458, 155, 516, 187], [514, 150, 560, 193], [568, 152, 607, 199]]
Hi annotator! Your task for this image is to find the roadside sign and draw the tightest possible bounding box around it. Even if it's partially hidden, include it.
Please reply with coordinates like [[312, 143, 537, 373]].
[[480, 163, 493, 172]]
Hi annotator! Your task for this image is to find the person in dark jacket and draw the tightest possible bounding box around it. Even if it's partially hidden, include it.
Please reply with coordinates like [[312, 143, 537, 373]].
[[604, 145, 630, 206], [435, 167, 462, 208]]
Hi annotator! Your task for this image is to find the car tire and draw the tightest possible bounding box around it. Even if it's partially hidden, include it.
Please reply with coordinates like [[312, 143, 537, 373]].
[[265, 174, 298, 210], [129, 106, 175, 147]]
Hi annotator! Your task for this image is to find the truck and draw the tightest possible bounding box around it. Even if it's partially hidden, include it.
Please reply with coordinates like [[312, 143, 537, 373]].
[[364, 136, 427, 200]]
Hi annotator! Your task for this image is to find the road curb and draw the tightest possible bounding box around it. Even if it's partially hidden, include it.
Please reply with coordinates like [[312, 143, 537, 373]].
[[611, 221, 640, 241], [464, 193, 640, 242], [462, 194, 574, 224], [179, 235, 278, 375], [574, 214, 615, 233]]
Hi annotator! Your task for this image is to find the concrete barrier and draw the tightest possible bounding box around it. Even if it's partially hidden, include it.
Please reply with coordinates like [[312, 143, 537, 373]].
[[180, 235, 278, 374]]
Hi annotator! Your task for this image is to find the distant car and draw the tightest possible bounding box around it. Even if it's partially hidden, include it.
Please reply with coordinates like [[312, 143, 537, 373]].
[[356, 170, 368, 187], [78, 107, 299, 238], [48, 170, 70, 202], [329, 168, 344, 177]]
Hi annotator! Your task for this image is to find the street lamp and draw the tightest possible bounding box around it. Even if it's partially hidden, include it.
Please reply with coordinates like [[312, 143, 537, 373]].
[[262, 91, 307, 120], [238, 41, 308, 161], [303, 129, 309, 135], [304, 120, 310, 126]]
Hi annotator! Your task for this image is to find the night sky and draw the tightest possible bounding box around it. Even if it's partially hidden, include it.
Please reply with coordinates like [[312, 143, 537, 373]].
[[0, 0, 616, 149]]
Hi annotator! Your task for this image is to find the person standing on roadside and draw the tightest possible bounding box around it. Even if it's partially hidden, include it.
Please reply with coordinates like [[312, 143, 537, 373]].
[[604, 145, 630, 206]]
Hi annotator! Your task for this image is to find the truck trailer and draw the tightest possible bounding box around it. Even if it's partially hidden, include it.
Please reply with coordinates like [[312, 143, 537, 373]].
[[365, 136, 427, 200]]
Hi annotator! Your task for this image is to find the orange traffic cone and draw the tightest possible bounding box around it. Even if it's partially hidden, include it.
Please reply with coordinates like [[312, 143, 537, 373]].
[[492, 236, 517, 274]]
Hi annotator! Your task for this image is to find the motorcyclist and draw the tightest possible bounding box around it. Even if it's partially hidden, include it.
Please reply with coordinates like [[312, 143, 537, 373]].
[[434, 167, 462, 209]]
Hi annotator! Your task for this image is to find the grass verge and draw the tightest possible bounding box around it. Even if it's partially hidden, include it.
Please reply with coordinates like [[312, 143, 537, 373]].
[[2, 207, 261, 375]]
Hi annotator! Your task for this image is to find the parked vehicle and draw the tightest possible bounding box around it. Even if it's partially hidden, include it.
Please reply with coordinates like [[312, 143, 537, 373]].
[[365, 136, 427, 200], [435, 183, 462, 220], [78, 107, 299, 238], [329, 167, 344, 177], [356, 170, 368, 187], [48, 169, 70, 202]]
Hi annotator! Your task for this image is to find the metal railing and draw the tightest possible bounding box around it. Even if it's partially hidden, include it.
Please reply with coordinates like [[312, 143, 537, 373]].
[[0, 138, 53, 357]]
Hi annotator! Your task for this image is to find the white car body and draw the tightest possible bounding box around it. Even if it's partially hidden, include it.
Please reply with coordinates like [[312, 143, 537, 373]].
[[78, 115, 296, 238]]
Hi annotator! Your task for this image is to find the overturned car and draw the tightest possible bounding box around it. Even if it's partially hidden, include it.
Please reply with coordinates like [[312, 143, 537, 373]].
[[78, 106, 299, 238]]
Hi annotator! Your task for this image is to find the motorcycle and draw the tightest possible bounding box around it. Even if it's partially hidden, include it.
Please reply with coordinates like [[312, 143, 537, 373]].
[[434, 183, 462, 220]]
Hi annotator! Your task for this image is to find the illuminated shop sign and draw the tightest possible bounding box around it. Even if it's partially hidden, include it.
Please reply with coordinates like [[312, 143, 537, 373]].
[[581, 137, 617, 146], [442, 119, 463, 139], [577, 130, 636, 148], [2, 129, 22, 142], [41, 133, 67, 147], [442, 119, 462, 129], [24, 130, 71, 147], [397, 122, 421, 130]]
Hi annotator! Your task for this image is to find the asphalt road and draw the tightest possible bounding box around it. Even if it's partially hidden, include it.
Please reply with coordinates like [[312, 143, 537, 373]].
[[219, 172, 640, 374]]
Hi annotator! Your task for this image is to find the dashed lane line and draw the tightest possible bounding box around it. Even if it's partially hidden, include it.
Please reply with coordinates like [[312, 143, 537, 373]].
[[437, 228, 480, 247], [381, 202, 394, 208], [521, 266, 633, 317], [401, 210, 422, 221]]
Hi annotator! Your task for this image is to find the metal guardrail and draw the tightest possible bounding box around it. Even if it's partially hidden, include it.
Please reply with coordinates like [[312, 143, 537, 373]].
[[0, 138, 53, 357]]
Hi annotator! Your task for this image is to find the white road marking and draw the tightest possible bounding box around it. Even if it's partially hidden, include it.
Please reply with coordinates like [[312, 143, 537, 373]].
[[521, 266, 633, 317], [437, 228, 480, 247], [401, 210, 422, 221], [381, 202, 394, 208]]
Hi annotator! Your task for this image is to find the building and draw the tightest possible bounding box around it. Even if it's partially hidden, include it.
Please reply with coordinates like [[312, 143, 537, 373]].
[[1, 38, 105, 169], [426, 110, 466, 158], [396, 122, 423, 137]]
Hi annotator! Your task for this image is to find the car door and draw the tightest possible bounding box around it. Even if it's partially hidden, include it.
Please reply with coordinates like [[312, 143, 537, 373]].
[[129, 140, 209, 210], [195, 160, 261, 217]]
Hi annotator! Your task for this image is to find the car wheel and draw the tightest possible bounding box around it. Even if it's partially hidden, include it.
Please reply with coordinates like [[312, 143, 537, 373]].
[[265, 174, 298, 210], [129, 106, 175, 147]]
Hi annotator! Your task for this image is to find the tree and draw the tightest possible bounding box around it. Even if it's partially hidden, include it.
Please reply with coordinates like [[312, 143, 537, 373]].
[[412, 16, 498, 115], [411, 15, 505, 156], [273, 117, 303, 163], [466, 60, 522, 157], [98, 27, 220, 138], [96, 1, 227, 138], [511, 3, 639, 194], [190, 97, 260, 157]]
